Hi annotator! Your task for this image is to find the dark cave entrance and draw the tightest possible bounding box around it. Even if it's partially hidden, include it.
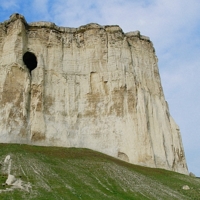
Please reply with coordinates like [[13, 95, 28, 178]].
[[23, 52, 37, 74]]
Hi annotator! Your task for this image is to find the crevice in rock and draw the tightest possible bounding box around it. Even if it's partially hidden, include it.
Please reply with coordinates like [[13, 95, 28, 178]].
[[23, 52, 36, 140], [23, 52, 37, 74]]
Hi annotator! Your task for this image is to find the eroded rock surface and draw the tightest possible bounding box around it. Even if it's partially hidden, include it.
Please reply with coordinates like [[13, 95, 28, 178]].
[[0, 13, 188, 174]]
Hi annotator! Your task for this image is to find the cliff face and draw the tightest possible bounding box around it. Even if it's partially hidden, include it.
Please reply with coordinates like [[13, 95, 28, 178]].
[[0, 14, 188, 174]]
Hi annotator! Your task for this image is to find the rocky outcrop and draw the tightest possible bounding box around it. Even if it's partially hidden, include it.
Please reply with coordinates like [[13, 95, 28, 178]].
[[0, 14, 188, 174]]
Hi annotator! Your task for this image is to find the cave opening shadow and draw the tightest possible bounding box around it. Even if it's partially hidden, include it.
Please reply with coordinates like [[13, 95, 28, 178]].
[[23, 52, 37, 74]]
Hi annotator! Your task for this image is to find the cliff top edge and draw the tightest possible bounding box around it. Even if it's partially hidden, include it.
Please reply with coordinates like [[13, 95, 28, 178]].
[[0, 13, 150, 41]]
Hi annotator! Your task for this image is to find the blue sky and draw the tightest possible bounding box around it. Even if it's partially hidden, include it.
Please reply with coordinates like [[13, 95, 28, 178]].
[[0, 0, 200, 176]]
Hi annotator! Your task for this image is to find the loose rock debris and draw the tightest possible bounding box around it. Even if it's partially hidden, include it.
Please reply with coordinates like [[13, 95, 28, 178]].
[[0, 155, 32, 193]]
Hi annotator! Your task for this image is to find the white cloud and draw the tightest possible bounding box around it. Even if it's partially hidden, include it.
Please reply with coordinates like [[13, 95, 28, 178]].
[[51, 0, 102, 27], [31, 0, 50, 21], [32, 0, 48, 13], [0, 0, 18, 10]]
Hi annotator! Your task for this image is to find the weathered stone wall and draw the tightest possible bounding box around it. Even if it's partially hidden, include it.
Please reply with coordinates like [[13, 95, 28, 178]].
[[0, 14, 188, 174]]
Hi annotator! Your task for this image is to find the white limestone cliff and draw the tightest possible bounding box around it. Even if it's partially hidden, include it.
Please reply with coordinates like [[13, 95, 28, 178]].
[[0, 14, 188, 174]]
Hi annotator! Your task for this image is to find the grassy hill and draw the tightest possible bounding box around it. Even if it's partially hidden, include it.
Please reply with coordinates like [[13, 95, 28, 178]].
[[0, 144, 199, 200]]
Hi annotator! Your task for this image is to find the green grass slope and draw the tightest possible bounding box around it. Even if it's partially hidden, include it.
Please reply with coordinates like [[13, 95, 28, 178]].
[[0, 144, 199, 200]]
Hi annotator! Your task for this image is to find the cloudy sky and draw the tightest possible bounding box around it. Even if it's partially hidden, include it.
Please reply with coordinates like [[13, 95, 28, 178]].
[[0, 0, 200, 176]]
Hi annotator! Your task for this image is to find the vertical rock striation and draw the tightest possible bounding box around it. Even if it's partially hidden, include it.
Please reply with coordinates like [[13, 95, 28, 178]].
[[0, 14, 188, 174]]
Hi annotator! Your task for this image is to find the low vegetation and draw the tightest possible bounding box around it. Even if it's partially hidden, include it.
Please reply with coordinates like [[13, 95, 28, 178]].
[[0, 144, 199, 199]]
